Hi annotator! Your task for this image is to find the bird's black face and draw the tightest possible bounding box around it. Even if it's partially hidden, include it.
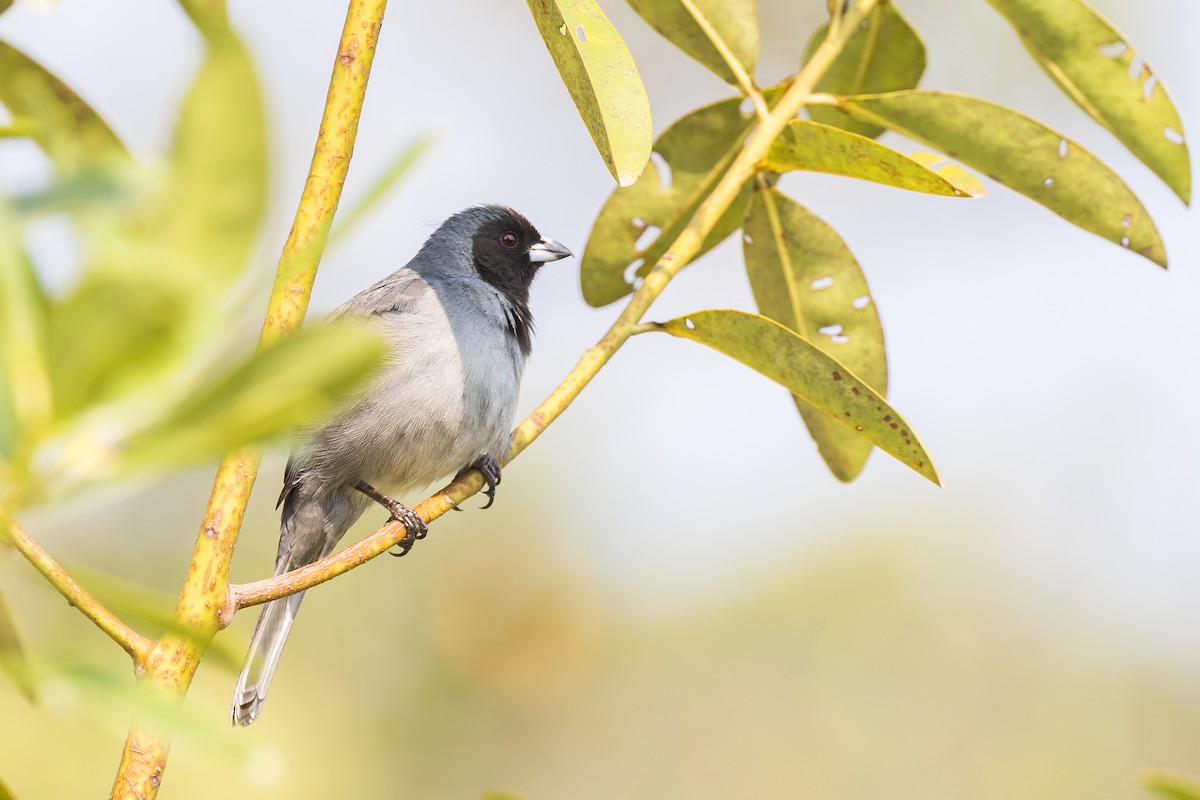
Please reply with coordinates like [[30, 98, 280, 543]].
[[470, 208, 571, 302], [468, 206, 572, 355]]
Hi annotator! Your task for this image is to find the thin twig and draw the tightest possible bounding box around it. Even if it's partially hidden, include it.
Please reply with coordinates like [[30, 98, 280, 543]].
[[2, 512, 150, 661], [228, 0, 885, 612]]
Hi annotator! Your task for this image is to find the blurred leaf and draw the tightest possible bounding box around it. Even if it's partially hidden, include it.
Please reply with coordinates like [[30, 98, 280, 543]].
[[627, 0, 758, 87], [581, 95, 767, 307], [61, 563, 241, 668], [762, 120, 978, 197], [0, 42, 129, 172], [0, 0, 12, 16], [650, 310, 938, 484], [0, 200, 53, 452], [46, 278, 181, 419], [985, 0, 1190, 204], [482, 793, 530, 800], [841, 91, 1167, 266], [13, 168, 135, 218], [330, 133, 433, 245], [146, 27, 265, 288], [43, 661, 246, 758], [1147, 770, 1200, 800], [802, 2, 926, 138], [527, 0, 652, 187], [0, 583, 36, 703], [118, 323, 386, 471], [742, 186, 886, 482]]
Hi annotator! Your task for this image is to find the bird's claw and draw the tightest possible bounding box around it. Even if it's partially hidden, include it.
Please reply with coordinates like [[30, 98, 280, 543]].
[[354, 481, 427, 558], [472, 456, 502, 510], [386, 505, 428, 557]]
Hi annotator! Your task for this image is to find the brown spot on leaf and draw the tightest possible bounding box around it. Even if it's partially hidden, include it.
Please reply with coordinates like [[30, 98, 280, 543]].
[[851, 387, 860, 395], [832, 371, 842, 381]]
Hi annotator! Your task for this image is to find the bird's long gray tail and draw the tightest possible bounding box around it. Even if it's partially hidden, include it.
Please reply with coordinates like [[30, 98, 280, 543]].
[[230, 588, 307, 726]]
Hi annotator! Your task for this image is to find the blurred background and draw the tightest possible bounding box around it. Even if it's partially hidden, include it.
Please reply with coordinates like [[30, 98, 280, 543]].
[[1, 0, 1198, 797]]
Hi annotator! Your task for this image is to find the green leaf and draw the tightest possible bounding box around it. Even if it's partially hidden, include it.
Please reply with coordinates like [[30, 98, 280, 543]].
[[0, 583, 37, 703], [581, 95, 764, 307], [985, 0, 1190, 204], [60, 563, 242, 668], [42, 660, 248, 758], [650, 310, 938, 484], [1146, 770, 1200, 800], [762, 120, 978, 197], [0, 0, 13, 16], [627, 0, 758, 87], [840, 91, 1167, 267], [330, 133, 433, 245], [802, 2, 926, 138], [139, 26, 266, 289], [12, 169, 135, 218], [0, 201, 52, 449], [118, 323, 386, 471], [46, 279, 182, 418], [0, 773, 15, 800], [526, 0, 652, 187], [743, 186, 886, 482], [0, 42, 129, 172]]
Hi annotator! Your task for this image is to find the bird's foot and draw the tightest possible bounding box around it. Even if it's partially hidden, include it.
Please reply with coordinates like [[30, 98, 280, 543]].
[[461, 456, 501, 509], [354, 480, 428, 557]]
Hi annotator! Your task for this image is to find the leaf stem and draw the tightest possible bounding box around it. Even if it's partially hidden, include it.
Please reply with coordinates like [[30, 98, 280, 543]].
[[227, 0, 884, 610], [107, 1, 389, 797], [678, 0, 768, 119], [2, 512, 150, 661]]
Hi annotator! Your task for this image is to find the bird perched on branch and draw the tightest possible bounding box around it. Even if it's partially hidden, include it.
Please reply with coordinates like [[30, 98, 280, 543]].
[[231, 205, 572, 725]]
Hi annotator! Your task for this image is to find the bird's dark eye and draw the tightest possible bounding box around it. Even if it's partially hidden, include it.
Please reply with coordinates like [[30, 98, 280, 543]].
[[500, 231, 519, 249]]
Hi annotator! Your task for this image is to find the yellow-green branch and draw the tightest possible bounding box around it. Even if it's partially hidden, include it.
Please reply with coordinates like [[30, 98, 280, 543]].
[[107, 1, 389, 797], [227, 0, 882, 612], [2, 513, 150, 661]]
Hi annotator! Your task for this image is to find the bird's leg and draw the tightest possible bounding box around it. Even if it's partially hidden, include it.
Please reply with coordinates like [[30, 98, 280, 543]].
[[353, 480, 428, 557], [457, 456, 502, 509]]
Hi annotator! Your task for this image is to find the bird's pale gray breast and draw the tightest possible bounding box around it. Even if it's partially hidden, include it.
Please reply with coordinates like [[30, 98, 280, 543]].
[[294, 271, 524, 499]]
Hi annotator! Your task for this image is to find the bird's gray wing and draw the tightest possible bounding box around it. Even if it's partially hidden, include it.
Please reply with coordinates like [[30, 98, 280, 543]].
[[277, 269, 434, 512], [332, 267, 433, 319]]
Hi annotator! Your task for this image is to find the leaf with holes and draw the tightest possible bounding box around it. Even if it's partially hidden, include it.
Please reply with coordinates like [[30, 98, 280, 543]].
[[841, 91, 1167, 266], [986, 0, 1190, 204], [581, 95, 766, 307], [0, 583, 36, 703], [627, 0, 758, 87], [0, 42, 129, 172], [118, 323, 385, 472], [762, 120, 979, 197], [651, 310, 939, 484], [527, 0, 652, 187], [743, 186, 886, 482], [802, 2, 926, 138]]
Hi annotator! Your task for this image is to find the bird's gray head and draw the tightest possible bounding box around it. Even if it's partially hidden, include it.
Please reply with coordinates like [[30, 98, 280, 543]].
[[418, 205, 572, 353]]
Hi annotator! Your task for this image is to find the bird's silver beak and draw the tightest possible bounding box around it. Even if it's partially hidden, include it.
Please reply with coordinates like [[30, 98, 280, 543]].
[[528, 238, 573, 263]]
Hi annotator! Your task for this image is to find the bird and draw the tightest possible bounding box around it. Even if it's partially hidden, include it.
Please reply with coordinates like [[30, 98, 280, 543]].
[[230, 204, 572, 725]]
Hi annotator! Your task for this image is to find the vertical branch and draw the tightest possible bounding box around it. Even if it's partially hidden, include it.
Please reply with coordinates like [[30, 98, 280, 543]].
[[107, 1, 389, 797]]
